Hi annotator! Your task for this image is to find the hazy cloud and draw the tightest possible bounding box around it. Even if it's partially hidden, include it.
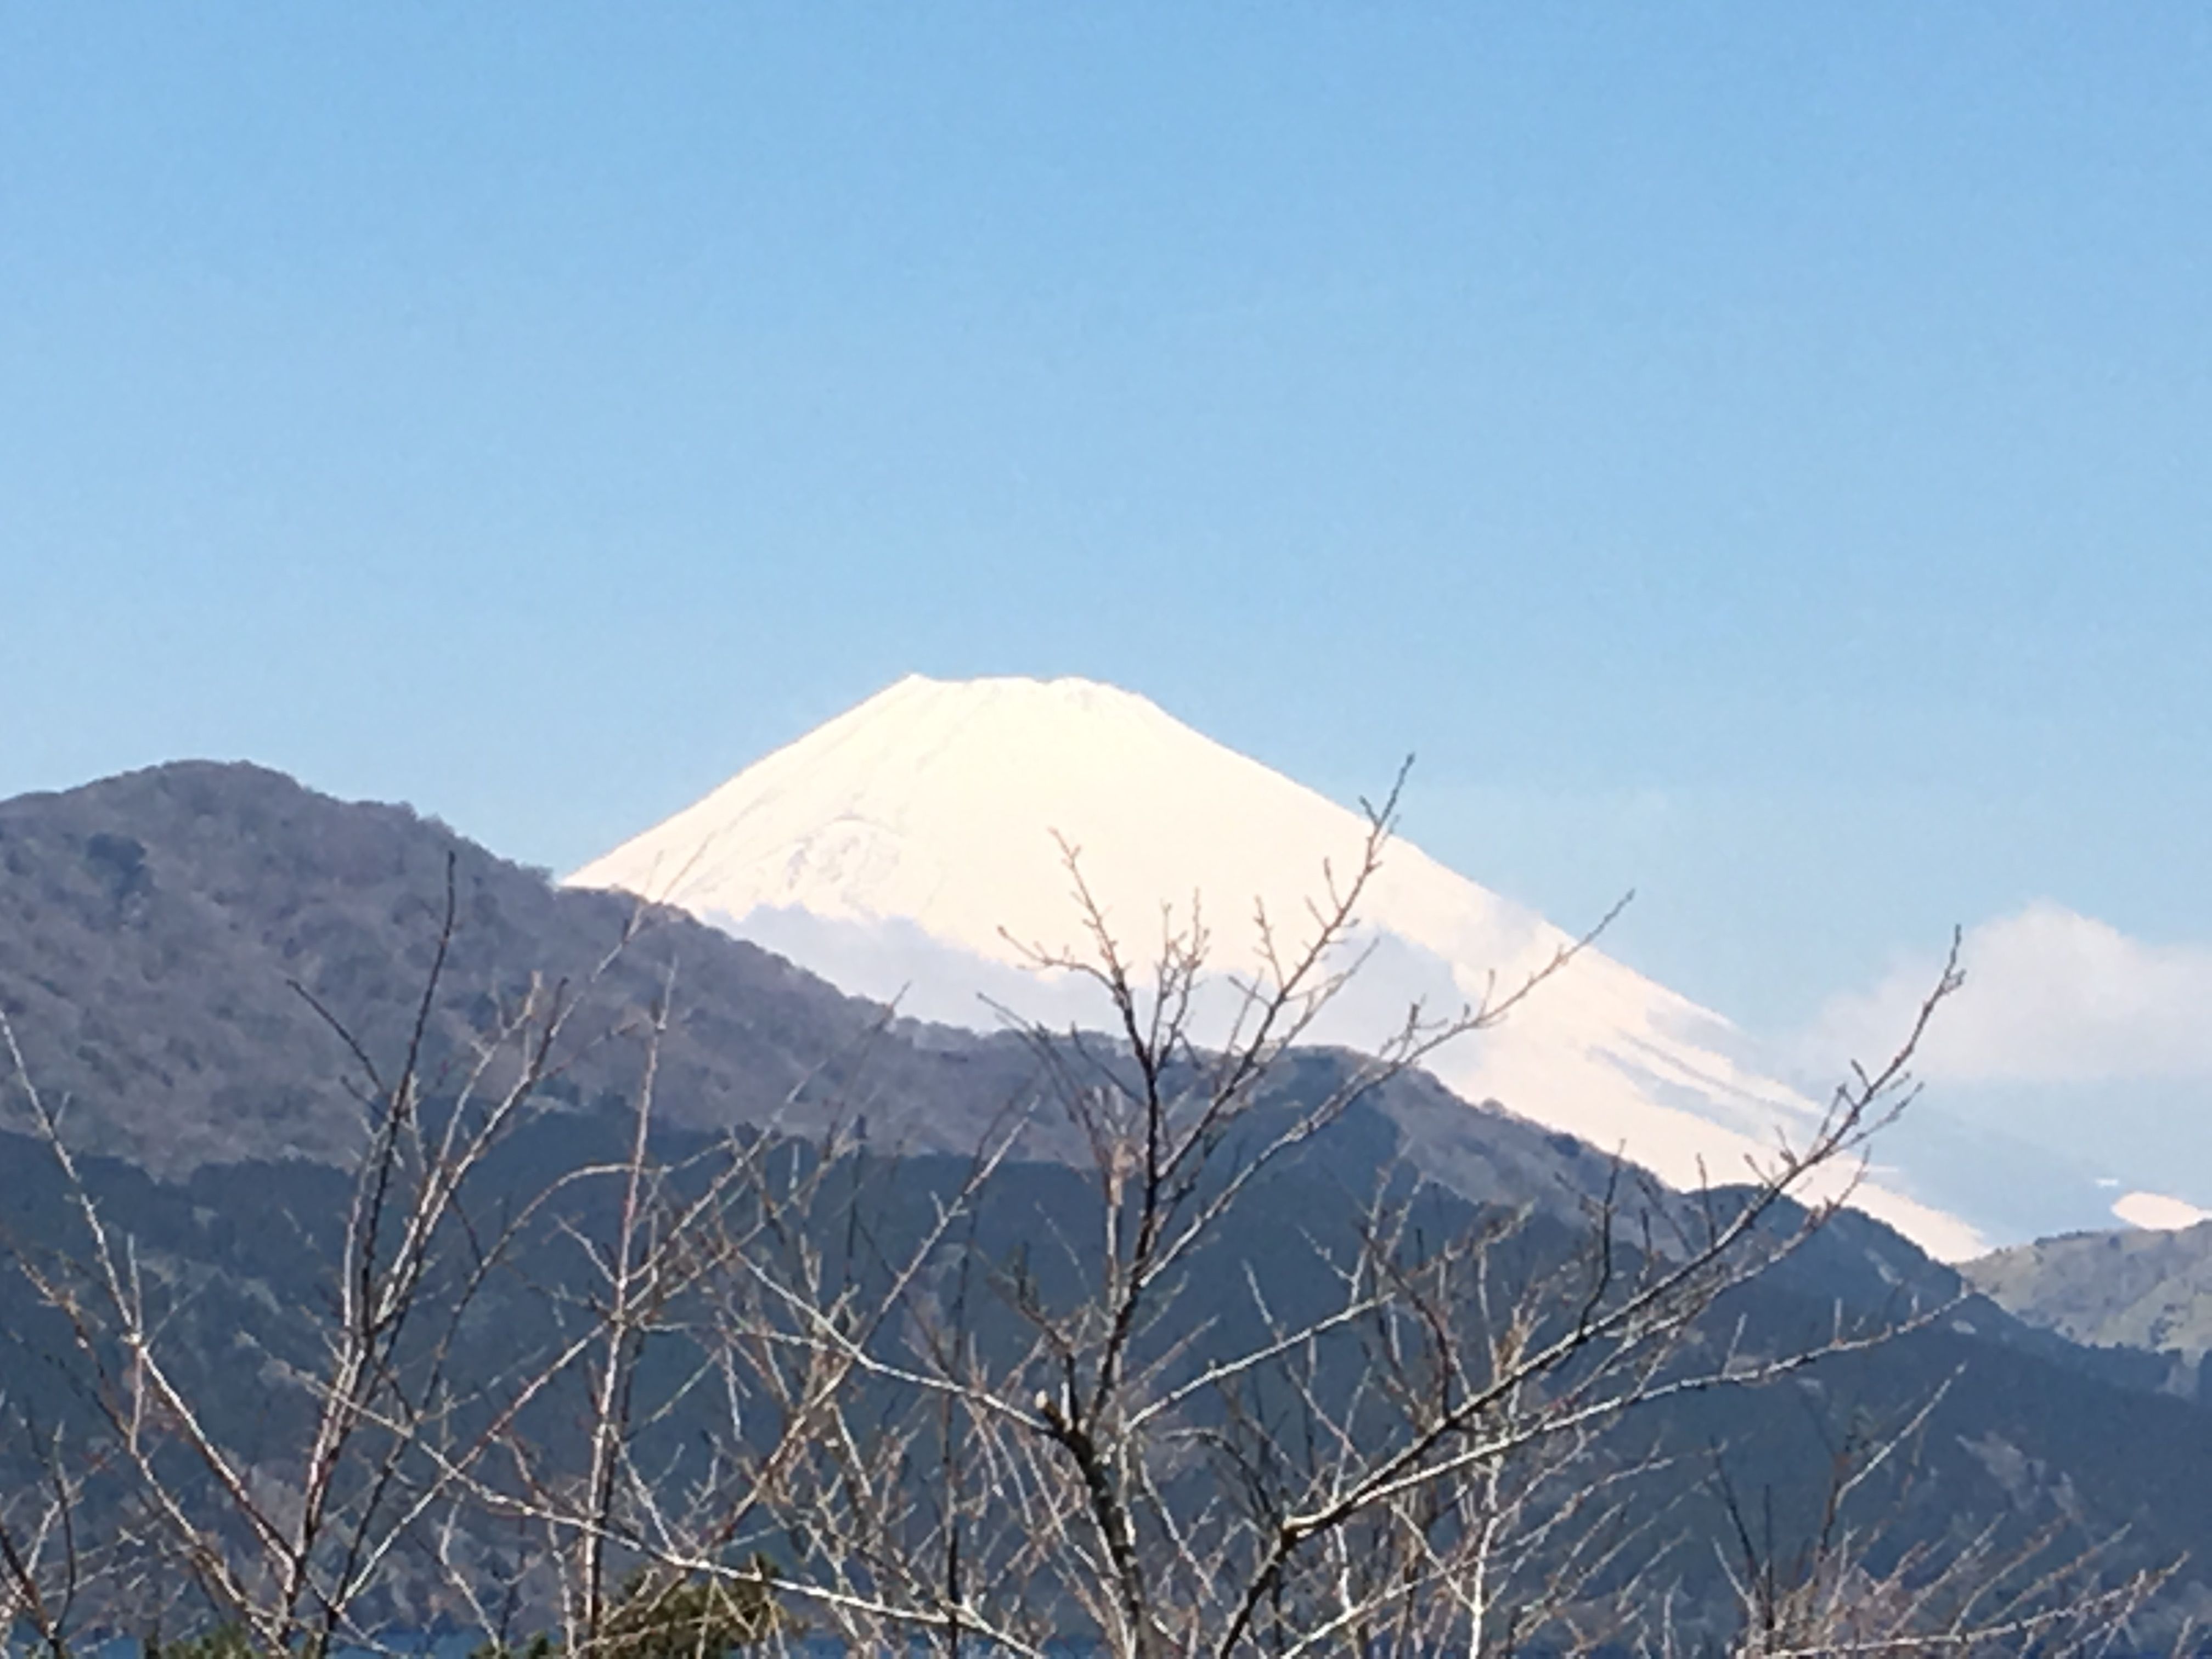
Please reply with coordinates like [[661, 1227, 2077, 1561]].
[[1805, 902, 2212, 1086]]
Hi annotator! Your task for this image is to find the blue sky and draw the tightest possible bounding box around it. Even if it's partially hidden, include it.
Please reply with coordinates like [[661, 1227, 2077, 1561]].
[[4, 5, 2209, 1065]]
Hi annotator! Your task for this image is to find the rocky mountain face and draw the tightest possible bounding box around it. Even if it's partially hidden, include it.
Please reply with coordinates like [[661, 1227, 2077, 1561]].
[[5, 761, 2212, 1635]]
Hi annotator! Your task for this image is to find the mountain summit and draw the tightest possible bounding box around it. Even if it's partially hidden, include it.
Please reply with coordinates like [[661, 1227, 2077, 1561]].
[[568, 674, 1983, 1257]]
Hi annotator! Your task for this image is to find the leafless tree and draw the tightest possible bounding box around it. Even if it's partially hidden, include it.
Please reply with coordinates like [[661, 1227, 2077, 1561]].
[[0, 857, 765, 1654], [503, 772, 2008, 1657], [0, 1413, 95, 1656], [0, 777, 2172, 1657], [1690, 1378, 2183, 1657]]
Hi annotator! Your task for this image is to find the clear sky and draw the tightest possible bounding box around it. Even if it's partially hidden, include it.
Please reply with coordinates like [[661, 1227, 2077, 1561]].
[[4, 7, 2209, 1121]]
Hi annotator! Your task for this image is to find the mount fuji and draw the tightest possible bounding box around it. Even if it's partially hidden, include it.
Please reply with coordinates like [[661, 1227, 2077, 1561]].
[[568, 674, 1987, 1259]]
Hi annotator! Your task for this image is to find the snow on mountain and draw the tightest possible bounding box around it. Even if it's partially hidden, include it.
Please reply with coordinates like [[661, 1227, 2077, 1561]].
[[567, 674, 1986, 1260]]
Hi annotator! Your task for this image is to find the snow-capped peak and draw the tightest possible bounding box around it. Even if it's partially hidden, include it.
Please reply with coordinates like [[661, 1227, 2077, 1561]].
[[568, 673, 1986, 1260], [573, 672, 1531, 965]]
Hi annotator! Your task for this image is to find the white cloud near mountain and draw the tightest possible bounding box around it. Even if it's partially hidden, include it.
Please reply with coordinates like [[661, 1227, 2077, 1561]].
[[1806, 902, 2212, 1086], [2112, 1192, 2212, 1232]]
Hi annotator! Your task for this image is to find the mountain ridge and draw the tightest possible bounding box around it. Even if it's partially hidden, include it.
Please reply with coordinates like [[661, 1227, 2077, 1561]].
[[8, 759, 2212, 1635], [0, 759, 1648, 1230], [1966, 1219, 2212, 1370]]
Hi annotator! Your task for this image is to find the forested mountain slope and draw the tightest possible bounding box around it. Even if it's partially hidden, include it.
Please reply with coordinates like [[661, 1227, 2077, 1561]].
[[1968, 1221, 2212, 1383]]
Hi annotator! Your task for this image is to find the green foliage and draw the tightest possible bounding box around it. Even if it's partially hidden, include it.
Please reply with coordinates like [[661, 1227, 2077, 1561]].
[[599, 1567, 787, 1658], [470, 1637, 557, 1659], [143, 1627, 257, 1659], [470, 1562, 789, 1659]]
